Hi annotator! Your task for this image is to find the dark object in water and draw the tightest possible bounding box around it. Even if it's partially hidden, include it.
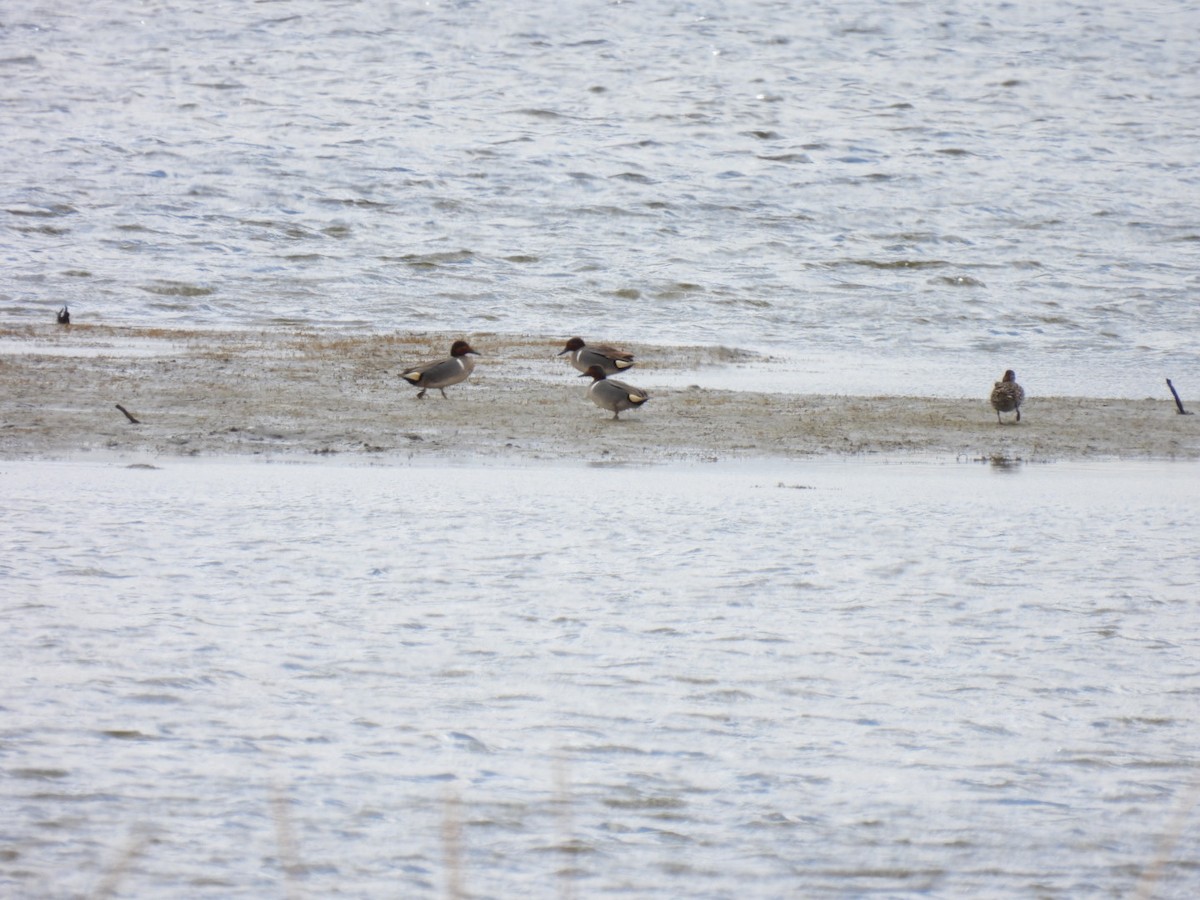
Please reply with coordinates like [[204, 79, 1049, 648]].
[[1166, 378, 1192, 415], [57, 305, 70, 325]]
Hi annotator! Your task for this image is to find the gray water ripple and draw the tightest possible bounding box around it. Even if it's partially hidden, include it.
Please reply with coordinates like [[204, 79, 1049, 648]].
[[6, 0, 1199, 396]]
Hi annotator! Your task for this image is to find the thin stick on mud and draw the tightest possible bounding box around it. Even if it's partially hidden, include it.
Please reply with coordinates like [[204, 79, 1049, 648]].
[[115, 403, 141, 424], [1165, 379, 1192, 415]]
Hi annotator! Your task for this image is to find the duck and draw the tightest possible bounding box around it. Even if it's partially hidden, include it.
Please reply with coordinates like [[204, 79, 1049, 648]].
[[990, 369, 1025, 423], [557, 336, 634, 376], [579, 364, 648, 420], [56, 305, 70, 325], [400, 340, 479, 399]]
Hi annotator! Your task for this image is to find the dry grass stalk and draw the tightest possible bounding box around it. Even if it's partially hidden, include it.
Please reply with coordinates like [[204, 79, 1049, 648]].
[[92, 827, 150, 898], [270, 781, 304, 900], [442, 787, 465, 900], [1134, 779, 1200, 900]]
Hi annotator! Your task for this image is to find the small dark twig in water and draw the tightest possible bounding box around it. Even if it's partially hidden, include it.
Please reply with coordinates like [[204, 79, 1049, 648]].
[[1166, 379, 1192, 415], [115, 403, 141, 425]]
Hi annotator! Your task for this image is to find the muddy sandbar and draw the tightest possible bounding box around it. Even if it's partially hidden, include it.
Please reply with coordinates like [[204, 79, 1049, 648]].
[[2, 324, 1196, 464]]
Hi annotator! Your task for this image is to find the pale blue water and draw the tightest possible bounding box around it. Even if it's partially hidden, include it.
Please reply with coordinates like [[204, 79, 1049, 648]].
[[2, 458, 1198, 897], [3, 0, 1200, 397]]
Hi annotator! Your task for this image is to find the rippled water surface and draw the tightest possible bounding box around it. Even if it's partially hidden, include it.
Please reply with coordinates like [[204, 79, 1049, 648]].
[[3, 458, 1198, 897], [3, 0, 1200, 396]]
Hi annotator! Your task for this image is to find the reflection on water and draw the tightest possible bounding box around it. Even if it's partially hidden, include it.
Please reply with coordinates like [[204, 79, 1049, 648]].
[[982, 454, 1024, 472], [2, 458, 1198, 897]]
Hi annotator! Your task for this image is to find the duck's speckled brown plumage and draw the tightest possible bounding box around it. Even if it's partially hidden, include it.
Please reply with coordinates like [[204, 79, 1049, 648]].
[[990, 369, 1025, 423]]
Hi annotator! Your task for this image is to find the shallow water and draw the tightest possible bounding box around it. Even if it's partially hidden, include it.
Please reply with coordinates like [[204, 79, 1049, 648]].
[[2, 457, 1198, 897], [3, 1, 1200, 398]]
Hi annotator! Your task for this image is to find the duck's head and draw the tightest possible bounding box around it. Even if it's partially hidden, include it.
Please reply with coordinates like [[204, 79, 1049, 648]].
[[558, 336, 586, 356]]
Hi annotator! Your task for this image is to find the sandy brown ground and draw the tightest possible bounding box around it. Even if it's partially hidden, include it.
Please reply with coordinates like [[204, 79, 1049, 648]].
[[2, 323, 1197, 464]]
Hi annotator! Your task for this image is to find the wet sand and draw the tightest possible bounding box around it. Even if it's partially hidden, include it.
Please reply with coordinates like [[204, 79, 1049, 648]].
[[2, 324, 1197, 464]]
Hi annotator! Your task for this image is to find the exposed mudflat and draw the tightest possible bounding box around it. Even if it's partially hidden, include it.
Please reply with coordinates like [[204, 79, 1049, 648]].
[[2, 324, 1197, 464]]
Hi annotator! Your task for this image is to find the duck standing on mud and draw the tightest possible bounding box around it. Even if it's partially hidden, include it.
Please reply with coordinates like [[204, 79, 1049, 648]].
[[990, 369, 1025, 423], [579, 364, 649, 421], [400, 340, 479, 399]]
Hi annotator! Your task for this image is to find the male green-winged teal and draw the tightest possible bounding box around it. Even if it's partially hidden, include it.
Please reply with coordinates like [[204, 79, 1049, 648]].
[[558, 336, 634, 376], [579, 364, 648, 420], [400, 340, 479, 399]]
